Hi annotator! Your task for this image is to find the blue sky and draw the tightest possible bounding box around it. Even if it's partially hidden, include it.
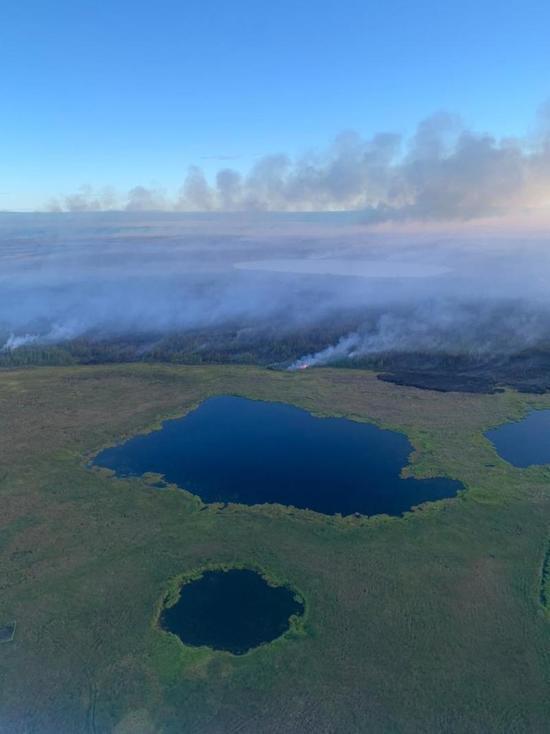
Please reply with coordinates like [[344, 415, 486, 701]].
[[2, 0, 550, 210]]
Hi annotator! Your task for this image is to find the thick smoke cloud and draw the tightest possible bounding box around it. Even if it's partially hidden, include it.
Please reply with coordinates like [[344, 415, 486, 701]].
[[289, 301, 550, 369], [2, 211, 550, 366], [47, 107, 550, 221], [47, 185, 118, 213]]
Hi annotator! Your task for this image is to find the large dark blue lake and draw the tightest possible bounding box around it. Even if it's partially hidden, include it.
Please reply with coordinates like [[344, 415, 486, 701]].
[[160, 569, 303, 654], [486, 410, 550, 467], [93, 395, 462, 516]]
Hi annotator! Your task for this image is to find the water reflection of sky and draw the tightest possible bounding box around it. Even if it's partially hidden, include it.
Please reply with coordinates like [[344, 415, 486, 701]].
[[234, 258, 451, 278]]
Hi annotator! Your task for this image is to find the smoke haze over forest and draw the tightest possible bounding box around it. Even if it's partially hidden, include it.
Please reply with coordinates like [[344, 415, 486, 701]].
[[2, 211, 550, 377], [7, 106, 550, 377]]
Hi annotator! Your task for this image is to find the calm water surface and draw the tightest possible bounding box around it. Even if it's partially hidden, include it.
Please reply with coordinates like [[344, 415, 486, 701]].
[[160, 569, 303, 654], [486, 410, 550, 467], [94, 395, 462, 516]]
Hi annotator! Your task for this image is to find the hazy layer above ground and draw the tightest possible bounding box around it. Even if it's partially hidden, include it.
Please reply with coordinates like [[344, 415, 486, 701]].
[[2, 211, 550, 370]]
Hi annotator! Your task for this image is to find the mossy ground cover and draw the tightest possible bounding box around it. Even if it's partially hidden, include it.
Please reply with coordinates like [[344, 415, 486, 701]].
[[0, 364, 549, 733]]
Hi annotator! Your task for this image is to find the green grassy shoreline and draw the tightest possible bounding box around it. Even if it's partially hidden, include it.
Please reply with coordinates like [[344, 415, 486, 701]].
[[154, 563, 308, 661], [1, 364, 549, 733]]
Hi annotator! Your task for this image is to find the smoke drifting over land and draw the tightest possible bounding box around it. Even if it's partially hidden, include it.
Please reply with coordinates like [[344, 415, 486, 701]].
[[46, 107, 550, 221], [289, 301, 550, 369], [2, 210, 550, 383]]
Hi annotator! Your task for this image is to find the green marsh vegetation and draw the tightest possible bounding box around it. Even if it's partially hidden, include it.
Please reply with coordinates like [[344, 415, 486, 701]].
[[0, 364, 549, 732]]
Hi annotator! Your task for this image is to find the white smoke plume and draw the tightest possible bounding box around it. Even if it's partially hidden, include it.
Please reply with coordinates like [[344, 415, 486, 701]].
[[46, 106, 550, 221], [2, 210, 550, 363], [1, 322, 82, 352], [289, 301, 550, 369]]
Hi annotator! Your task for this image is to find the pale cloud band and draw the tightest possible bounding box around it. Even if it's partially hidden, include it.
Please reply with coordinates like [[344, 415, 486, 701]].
[[46, 105, 550, 222]]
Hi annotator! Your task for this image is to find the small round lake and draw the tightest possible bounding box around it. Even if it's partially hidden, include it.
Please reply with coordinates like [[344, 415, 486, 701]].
[[486, 409, 550, 467], [93, 395, 462, 516], [160, 569, 304, 654]]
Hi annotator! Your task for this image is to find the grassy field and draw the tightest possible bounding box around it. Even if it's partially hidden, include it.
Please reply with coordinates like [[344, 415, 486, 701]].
[[1, 364, 549, 733]]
